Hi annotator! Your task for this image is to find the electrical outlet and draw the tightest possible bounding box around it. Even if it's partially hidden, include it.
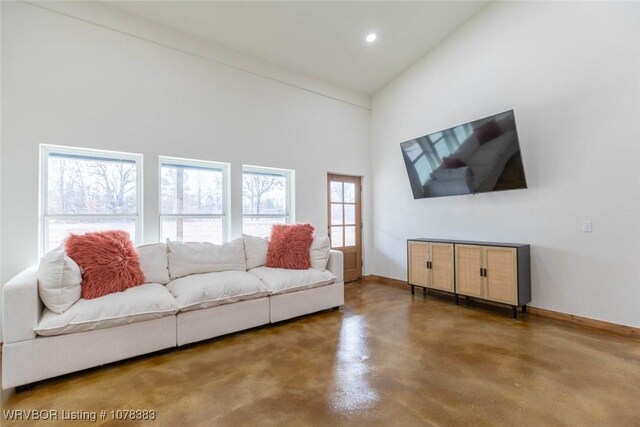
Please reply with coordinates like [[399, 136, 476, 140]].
[[582, 220, 592, 233]]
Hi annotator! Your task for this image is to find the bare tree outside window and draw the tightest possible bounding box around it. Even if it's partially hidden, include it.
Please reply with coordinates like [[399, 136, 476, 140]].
[[242, 174, 285, 215], [242, 168, 291, 238], [160, 159, 227, 244], [47, 157, 137, 215], [42, 148, 141, 252]]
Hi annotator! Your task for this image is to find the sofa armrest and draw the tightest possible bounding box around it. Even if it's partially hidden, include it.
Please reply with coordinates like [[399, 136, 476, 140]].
[[2, 266, 41, 344], [327, 250, 344, 283]]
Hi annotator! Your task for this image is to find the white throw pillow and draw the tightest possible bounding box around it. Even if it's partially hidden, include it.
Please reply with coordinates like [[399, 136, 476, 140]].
[[243, 234, 269, 270], [37, 246, 82, 314], [136, 243, 170, 285], [310, 236, 331, 270], [167, 238, 247, 279]]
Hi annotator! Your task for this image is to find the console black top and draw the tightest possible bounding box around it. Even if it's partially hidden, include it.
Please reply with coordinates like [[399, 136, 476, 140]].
[[408, 238, 529, 248]]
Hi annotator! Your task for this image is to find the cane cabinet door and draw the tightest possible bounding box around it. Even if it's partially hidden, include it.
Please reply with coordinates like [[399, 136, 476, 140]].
[[455, 244, 484, 297], [484, 247, 518, 305], [408, 241, 429, 287], [429, 243, 454, 292]]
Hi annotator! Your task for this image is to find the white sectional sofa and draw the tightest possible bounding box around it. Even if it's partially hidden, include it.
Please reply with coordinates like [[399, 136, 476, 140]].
[[1, 239, 344, 390]]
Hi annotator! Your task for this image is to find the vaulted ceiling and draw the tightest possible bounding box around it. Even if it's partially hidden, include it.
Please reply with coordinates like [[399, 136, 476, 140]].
[[106, 1, 489, 95]]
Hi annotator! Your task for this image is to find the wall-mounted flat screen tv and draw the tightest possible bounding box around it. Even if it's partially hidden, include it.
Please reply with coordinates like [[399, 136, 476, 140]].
[[400, 110, 527, 199]]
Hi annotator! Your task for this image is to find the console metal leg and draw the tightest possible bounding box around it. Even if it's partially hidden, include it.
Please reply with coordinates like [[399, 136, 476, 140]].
[[512, 306, 518, 320], [465, 296, 470, 304], [411, 285, 415, 295], [522, 305, 527, 315], [455, 294, 459, 305], [423, 287, 427, 296]]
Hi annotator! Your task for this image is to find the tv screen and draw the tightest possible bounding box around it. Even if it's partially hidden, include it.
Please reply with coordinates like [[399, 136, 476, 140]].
[[400, 110, 527, 199]]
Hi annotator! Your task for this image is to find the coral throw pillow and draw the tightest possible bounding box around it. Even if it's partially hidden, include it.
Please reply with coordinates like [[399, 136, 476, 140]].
[[266, 224, 315, 270], [65, 231, 145, 299]]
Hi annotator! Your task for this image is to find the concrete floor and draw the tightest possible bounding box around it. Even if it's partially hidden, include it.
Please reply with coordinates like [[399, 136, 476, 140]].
[[2, 280, 639, 426]]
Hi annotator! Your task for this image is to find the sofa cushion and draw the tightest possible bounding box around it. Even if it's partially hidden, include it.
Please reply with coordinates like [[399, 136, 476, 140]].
[[66, 230, 145, 299], [166, 271, 270, 312], [35, 283, 177, 336], [310, 237, 331, 271], [37, 246, 82, 314], [167, 238, 246, 279], [249, 267, 336, 295], [136, 243, 170, 285], [243, 234, 269, 270]]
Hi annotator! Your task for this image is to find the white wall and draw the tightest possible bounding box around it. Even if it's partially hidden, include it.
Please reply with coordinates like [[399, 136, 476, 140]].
[[28, 0, 370, 110], [0, 3, 370, 297], [371, 1, 640, 327], [0, 0, 3, 340]]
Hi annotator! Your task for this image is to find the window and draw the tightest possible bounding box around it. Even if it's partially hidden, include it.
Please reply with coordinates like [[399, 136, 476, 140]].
[[160, 157, 229, 244], [242, 166, 293, 238], [41, 145, 142, 253]]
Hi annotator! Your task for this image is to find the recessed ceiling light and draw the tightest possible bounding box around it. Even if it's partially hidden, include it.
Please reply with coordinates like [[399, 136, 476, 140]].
[[366, 33, 377, 43]]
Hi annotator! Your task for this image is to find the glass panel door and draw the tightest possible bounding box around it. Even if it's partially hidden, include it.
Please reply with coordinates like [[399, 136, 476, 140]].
[[328, 174, 362, 282]]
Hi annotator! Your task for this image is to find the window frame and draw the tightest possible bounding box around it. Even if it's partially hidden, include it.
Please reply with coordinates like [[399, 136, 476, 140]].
[[158, 156, 230, 243], [242, 165, 294, 235], [39, 144, 144, 255]]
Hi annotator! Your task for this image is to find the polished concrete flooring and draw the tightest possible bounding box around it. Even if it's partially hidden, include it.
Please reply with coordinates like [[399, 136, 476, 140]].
[[2, 280, 639, 426]]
